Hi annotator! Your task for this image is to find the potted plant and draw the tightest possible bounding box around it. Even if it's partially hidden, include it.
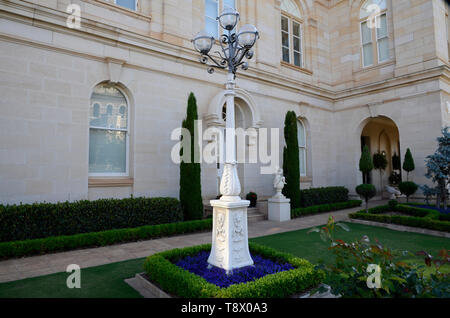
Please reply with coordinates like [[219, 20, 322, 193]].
[[246, 192, 258, 208]]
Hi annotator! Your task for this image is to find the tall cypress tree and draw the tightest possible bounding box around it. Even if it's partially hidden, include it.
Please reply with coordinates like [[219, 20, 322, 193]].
[[179, 92, 203, 220], [282, 111, 301, 209], [403, 148, 415, 181]]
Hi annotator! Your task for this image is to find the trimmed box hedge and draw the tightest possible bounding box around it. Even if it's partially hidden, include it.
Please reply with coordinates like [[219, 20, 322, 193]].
[[0, 197, 183, 242], [349, 204, 450, 233], [291, 200, 362, 218], [300, 186, 349, 207], [0, 219, 212, 260], [143, 243, 324, 298]]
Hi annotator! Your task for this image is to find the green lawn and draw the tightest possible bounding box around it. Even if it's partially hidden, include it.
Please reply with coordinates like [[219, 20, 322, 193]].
[[0, 222, 448, 298]]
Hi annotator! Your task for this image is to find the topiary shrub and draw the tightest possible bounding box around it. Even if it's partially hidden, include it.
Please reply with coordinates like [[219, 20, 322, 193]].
[[356, 184, 376, 213], [299, 186, 349, 207], [399, 181, 418, 203], [403, 148, 415, 181]]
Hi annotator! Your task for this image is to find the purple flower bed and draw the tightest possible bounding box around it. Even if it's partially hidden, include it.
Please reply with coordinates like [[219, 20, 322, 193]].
[[408, 204, 450, 214], [174, 251, 294, 288]]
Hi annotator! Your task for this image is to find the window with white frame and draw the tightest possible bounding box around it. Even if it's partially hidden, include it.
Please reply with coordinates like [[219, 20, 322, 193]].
[[280, 0, 303, 68], [297, 119, 307, 177], [106, 0, 137, 11], [205, 0, 236, 39], [360, 0, 389, 67], [89, 83, 129, 176]]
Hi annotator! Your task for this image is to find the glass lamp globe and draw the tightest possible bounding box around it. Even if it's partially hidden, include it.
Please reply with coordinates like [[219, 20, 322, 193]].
[[218, 7, 239, 31], [237, 24, 259, 48], [192, 30, 215, 54]]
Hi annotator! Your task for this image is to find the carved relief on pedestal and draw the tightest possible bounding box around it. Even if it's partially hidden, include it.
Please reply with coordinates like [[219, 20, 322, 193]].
[[215, 211, 226, 266]]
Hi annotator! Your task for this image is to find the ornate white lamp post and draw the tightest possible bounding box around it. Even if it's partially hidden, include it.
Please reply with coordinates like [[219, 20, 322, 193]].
[[192, 8, 259, 272]]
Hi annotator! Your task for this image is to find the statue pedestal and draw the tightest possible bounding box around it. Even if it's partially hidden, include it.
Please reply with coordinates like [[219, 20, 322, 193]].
[[268, 196, 291, 222], [207, 199, 254, 272]]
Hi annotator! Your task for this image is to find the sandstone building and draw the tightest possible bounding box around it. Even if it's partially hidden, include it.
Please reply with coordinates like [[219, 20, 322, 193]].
[[0, 0, 448, 209]]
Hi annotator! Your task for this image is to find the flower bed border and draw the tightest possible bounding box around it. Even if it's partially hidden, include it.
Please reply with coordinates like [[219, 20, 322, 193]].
[[0, 219, 212, 260], [291, 200, 362, 218], [143, 243, 324, 298], [348, 204, 450, 233]]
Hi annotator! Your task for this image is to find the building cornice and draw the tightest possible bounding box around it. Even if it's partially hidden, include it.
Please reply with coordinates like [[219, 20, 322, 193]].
[[0, 0, 448, 110]]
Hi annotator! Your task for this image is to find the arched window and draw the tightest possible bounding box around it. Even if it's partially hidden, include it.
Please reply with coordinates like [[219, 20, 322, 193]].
[[89, 83, 129, 176], [360, 0, 389, 67], [280, 0, 303, 67], [297, 119, 307, 176], [205, 0, 236, 39]]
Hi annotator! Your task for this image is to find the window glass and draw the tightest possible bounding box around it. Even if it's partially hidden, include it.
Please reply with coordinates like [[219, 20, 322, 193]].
[[223, 0, 235, 9], [89, 130, 127, 174], [116, 0, 136, 10], [377, 14, 388, 38], [206, 0, 219, 38], [89, 83, 128, 175], [378, 37, 389, 62], [363, 43, 373, 66]]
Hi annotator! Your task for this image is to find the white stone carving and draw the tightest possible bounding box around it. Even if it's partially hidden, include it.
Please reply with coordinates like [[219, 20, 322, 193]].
[[273, 166, 287, 199], [268, 166, 291, 222], [207, 200, 253, 271]]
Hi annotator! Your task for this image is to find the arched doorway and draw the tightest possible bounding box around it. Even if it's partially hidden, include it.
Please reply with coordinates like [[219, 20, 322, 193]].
[[220, 98, 255, 197], [359, 116, 400, 195]]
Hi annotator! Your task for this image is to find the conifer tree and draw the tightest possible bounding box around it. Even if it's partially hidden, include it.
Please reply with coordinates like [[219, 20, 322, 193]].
[[403, 148, 415, 181], [179, 92, 203, 220], [282, 111, 301, 209]]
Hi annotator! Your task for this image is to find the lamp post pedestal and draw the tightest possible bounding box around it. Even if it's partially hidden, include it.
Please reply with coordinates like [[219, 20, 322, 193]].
[[207, 199, 253, 272]]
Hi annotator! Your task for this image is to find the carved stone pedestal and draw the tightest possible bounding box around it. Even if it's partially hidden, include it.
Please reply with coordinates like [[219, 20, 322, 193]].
[[268, 197, 291, 222], [207, 199, 254, 272]]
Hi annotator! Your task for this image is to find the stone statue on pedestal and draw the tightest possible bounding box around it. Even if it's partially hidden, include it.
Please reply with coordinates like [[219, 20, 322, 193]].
[[273, 166, 286, 199]]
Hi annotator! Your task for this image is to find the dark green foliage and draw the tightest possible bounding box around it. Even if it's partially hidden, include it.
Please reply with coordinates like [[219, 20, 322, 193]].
[[245, 192, 257, 208], [388, 199, 398, 209], [388, 171, 401, 185], [179, 92, 203, 220], [282, 111, 301, 209], [359, 145, 374, 174], [349, 204, 450, 233], [392, 153, 401, 170], [355, 184, 376, 212], [299, 186, 349, 207], [0, 219, 213, 259], [291, 200, 362, 218], [373, 152, 388, 170], [403, 148, 415, 180], [399, 181, 418, 202], [143, 243, 324, 298], [0, 197, 182, 242]]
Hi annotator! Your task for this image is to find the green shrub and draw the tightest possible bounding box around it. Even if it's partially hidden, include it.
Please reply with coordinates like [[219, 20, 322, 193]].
[[349, 204, 450, 233], [355, 184, 376, 212], [299, 186, 349, 207], [0, 219, 213, 259], [403, 148, 415, 181], [0, 197, 183, 242], [398, 181, 418, 202], [143, 243, 324, 298], [388, 199, 398, 209], [292, 200, 362, 218]]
